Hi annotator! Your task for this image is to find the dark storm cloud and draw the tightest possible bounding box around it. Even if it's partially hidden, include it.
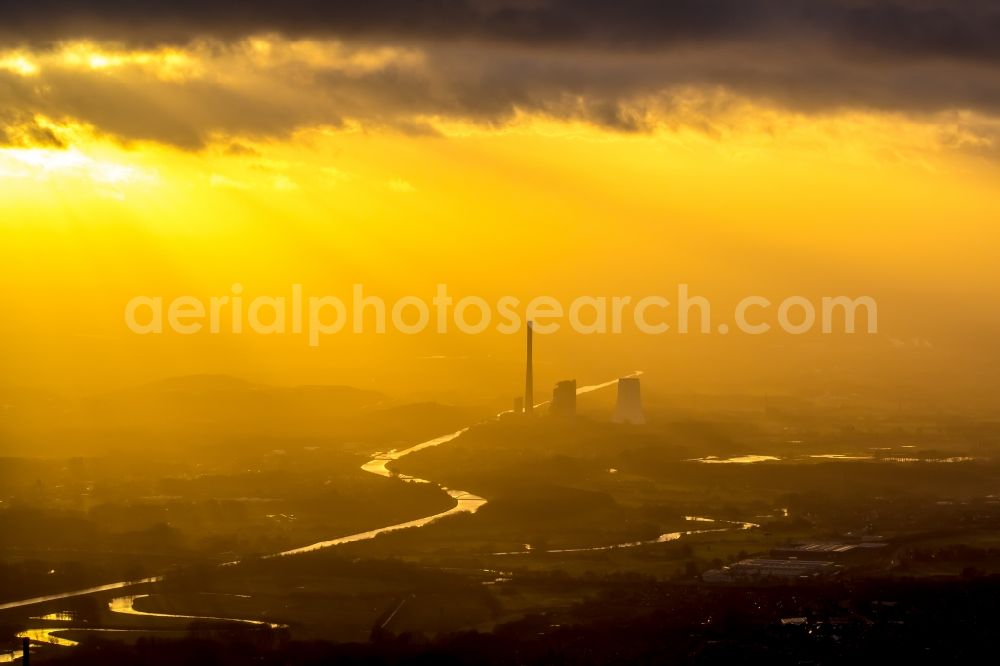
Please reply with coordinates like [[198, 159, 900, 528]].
[[2, 2, 1000, 151], [3, 39, 1000, 150], [0, 63, 350, 149], [3, 1, 1000, 63]]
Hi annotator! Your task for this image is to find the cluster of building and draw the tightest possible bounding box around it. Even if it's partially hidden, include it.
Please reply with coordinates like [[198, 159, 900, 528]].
[[510, 320, 644, 423], [703, 540, 889, 583], [771, 541, 888, 562], [702, 558, 842, 583]]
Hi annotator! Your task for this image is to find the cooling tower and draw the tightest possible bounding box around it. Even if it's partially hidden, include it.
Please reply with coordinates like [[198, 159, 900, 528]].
[[612, 377, 645, 424]]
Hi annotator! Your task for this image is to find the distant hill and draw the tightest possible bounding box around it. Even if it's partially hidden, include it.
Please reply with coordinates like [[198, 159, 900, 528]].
[[143, 374, 259, 392], [0, 376, 479, 456]]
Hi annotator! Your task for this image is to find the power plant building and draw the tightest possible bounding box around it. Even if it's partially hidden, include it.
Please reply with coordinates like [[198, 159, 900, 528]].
[[550, 380, 577, 417]]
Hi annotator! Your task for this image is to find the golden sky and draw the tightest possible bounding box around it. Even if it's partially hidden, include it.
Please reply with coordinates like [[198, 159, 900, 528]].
[[2, 3, 1000, 408]]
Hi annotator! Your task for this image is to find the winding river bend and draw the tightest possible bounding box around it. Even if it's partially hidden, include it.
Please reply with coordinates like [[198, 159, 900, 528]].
[[268, 372, 646, 557], [490, 516, 758, 556], [1, 420, 481, 615], [269, 427, 486, 558]]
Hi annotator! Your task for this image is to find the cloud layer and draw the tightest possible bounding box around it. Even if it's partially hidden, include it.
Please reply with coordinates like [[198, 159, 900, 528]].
[[1, 2, 999, 151]]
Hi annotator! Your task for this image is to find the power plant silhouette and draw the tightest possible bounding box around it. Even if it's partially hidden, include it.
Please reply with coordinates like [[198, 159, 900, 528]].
[[513, 321, 642, 423], [524, 320, 534, 416], [550, 380, 577, 417]]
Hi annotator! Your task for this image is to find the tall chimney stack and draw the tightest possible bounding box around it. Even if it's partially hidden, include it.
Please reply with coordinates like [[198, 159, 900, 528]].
[[524, 321, 534, 415]]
